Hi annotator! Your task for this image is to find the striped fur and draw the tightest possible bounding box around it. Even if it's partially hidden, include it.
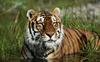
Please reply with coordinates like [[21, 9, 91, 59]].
[[21, 8, 100, 60]]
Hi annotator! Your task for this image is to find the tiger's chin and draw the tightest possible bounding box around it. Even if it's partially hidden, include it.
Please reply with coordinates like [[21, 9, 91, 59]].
[[42, 37, 63, 54]]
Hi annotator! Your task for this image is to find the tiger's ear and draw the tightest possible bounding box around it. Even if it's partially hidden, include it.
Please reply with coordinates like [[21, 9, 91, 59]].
[[26, 9, 35, 20], [53, 7, 61, 17]]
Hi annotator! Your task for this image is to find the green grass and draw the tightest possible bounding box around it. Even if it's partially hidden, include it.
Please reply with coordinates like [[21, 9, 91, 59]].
[[0, 10, 26, 59], [62, 14, 100, 33]]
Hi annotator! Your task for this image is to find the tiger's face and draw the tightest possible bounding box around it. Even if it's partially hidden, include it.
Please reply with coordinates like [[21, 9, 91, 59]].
[[26, 8, 64, 50]]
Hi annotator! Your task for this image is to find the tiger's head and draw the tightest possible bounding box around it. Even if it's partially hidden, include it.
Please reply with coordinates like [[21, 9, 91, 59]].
[[26, 8, 64, 50]]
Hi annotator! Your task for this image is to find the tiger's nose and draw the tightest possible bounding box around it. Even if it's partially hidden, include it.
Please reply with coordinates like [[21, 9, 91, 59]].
[[46, 32, 54, 38]]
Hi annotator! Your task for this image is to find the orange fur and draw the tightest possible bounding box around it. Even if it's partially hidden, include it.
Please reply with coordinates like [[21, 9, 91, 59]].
[[47, 28, 100, 59]]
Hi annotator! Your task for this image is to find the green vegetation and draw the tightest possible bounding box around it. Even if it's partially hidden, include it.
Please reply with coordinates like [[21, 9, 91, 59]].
[[62, 14, 100, 33], [0, 11, 26, 59], [0, 0, 100, 60]]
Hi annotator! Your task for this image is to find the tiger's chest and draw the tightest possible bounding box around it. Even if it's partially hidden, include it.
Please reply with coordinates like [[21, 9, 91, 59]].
[[29, 41, 54, 59]]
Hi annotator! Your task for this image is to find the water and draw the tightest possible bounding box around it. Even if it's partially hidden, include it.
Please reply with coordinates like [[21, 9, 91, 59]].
[[1, 53, 100, 62]]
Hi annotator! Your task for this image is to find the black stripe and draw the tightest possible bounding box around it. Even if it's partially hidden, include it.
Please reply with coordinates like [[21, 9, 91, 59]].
[[93, 31, 100, 39], [66, 29, 76, 52], [24, 42, 35, 58], [32, 22, 35, 35], [73, 29, 83, 48], [64, 32, 70, 53], [23, 41, 47, 59], [29, 22, 34, 40], [65, 29, 75, 53], [76, 29, 87, 49], [31, 22, 40, 34], [21, 46, 27, 59], [22, 46, 28, 59], [92, 32, 100, 48]]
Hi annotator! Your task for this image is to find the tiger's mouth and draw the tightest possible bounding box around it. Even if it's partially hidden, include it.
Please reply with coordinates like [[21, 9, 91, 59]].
[[47, 39, 56, 42], [42, 38, 56, 43]]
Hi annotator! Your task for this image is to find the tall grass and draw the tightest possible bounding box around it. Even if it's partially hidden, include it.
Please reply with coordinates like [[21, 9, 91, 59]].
[[0, 9, 26, 59], [62, 14, 100, 33]]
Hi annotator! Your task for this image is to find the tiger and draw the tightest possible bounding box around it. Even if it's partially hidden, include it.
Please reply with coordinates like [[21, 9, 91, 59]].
[[21, 7, 100, 60]]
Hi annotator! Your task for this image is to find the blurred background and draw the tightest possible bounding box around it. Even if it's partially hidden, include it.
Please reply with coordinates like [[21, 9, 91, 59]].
[[0, 0, 100, 61]]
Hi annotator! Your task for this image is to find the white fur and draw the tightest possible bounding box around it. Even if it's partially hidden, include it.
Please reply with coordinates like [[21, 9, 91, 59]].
[[26, 9, 33, 21], [53, 7, 61, 17], [54, 25, 64, 49], [25, 28, 34, 44], [37, 16, 44, 22], [51, 16, 56, 22], [25, 26, 39, 45]]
